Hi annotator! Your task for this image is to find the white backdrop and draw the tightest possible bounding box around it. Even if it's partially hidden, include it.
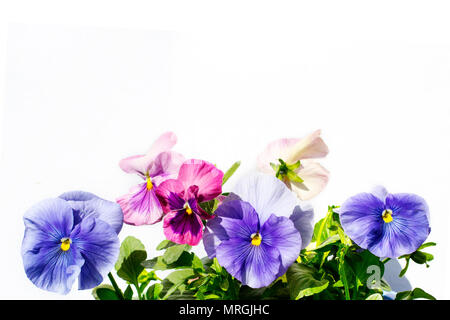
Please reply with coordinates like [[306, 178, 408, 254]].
[[0, 1, 449, 299]]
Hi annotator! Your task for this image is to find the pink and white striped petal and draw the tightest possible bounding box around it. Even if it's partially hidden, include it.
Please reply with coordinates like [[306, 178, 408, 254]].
[[116, 183, 164, 226]]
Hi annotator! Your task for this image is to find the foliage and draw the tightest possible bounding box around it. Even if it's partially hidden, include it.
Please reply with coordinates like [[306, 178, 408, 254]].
[[93, 166, 436, 301]]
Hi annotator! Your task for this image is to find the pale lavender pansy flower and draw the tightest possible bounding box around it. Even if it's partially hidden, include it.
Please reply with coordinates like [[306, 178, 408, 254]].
[[203, 173, 314, 288], [22, 193, 121, 294], [117, 132, 185, 226], [339, 186, 431, 259], [257, 129, 329, 201]]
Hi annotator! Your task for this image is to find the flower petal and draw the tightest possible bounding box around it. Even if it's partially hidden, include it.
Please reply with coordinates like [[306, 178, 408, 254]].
[[371, 185, 389, 202], [117, 183, 164, 226], [155, 179, 186, 213], [22, 198, 84, 294], [177, 159, 224, 202], [23, 198, 74, 239], [368, 193, 430, 258], [257, 138, 299, 173], [147, 131, 178, 157], [147, 151, 185, 178], [119, 132, 178, 177], [59, 191, 123, 234], [260, 213, 302, 276], [203, 200, 260, 260], [289, 204, 314, 249], [70, 217, 120, 290], [285, 129, 329, 163], [163, 210, 204, 245], [288, 160, 329, 200], [339, 192, 385, 250], [216, 237, 281, 288], [232, 172, 298, 225], [203, 226, 221, 259]]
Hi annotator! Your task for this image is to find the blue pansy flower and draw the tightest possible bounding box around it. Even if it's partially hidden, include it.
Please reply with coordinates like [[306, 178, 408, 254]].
[[339, 186, 430, 258], [21, 191, 123, 294], [203, 173, 314, 288], [59, 191, 123, 234]]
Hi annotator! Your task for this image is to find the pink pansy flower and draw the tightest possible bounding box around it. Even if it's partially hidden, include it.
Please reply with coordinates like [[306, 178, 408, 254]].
[[257, 129, 329, 201], [116, 132, 184, 226], [156, 159, 224, 246]]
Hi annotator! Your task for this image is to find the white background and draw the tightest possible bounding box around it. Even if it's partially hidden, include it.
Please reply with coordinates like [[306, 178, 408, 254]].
[[0, 1, 449, 299]]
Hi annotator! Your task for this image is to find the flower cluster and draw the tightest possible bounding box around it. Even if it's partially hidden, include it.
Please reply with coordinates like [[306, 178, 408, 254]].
[[21, 130, 435, 300]]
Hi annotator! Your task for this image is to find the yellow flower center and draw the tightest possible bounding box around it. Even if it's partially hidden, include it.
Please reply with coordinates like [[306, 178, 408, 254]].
[[60, 238, 71, 251], [382, 209, 393, 223], [251, 233, 262, 246], [146, 176, 153, 190], [184, 203, 193, 215]]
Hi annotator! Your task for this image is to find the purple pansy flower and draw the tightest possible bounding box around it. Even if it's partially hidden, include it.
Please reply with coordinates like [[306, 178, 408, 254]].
[[203, 173, 314, 288], [339, 186, 430, 258], [21, 193, 121, 294], [117, 132, 185, 226], [156, 159, 224, 246]]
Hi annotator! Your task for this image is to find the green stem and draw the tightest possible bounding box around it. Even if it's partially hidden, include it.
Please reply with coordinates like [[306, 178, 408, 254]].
[[338, 247, 351, 300], [108, 272, 125, 300], [382, 258, 391, 264], [352, 278, 359, 300], [134, 282, 143, 300]]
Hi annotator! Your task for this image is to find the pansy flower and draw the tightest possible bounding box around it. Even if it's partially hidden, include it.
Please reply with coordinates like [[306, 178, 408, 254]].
[[117, 132, 184, 226], [339, 186, 430, 258], [257, 129, 329, 200], [203, 173, 314, 288], [156, 159, 224, 246], [21, 192, 122, 294]]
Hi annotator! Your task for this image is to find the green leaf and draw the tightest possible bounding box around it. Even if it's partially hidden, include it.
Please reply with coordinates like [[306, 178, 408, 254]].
[[286, 263, 329, 300], [92, 285, 120, 300], [346, 249, 385, 285], [222, 161, 241, 186], [211, 257, 222, 273], [199, 199, 218, 214], [115, 236, 147, 285], [418, 242, 436, 250], [270, 162, 279, 172], [142, 251, 194, 270], [366, 293, 383, 300], [312, 206, 341, 245], [395, 288, 436, 300], [203, 294, 221, 300], [163, 244, 192, 264], [314, 234, 341, 252], [124, 285, 133, 300], [156, 240, 177, 250], [286, 160, 301, 171], [410, 251, 427, 264], [286, 170, 304, 183], [167, 269, 195, 285], [138, 269, 159, 283], [220, 277, 229, 291], [146, 283, 164, 300], [192, 254, 205, 272]]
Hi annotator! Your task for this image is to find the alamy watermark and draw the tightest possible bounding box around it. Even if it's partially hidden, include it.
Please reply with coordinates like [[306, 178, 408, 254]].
[[366, 265, 381, 289]]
